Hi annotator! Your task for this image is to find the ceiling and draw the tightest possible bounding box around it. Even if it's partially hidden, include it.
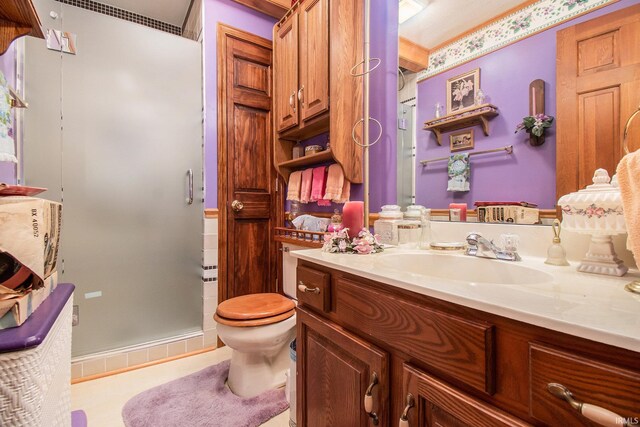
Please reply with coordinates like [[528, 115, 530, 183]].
[[97, 0, 192, 27], [400, 0, 525, 49]]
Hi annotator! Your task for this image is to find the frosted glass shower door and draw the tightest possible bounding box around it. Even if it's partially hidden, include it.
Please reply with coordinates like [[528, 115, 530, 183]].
[[23, 0, 203, 356]]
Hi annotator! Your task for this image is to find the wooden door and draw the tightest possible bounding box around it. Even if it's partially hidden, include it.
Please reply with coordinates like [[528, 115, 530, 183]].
[[402, 364, 531, 427], [297, 307, 389, 427], [274, 13, 299, 133], [557, 4, 640, 199], [217, 25, 277, 301], [299, 0, 329, 122]]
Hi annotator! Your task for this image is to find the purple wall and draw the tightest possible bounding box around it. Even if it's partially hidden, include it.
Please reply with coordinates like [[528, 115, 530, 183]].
[[368, 0, 398, 211], [415, 0, 634, 209], [0, 42, 16, 184], [203, 0, 277, 208]]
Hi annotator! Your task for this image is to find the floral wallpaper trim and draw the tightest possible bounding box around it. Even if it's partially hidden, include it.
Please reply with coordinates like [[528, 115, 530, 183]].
[[560, 204, 623, 218], [417, 0, 617, 82]]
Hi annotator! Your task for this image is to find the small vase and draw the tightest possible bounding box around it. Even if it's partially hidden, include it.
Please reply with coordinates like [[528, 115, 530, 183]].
[[528, 130, 545, 147]]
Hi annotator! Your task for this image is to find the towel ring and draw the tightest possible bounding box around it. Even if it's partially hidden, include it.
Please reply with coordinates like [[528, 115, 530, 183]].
[[622, 105, 640, 155], [352, 117, 383, 148], [350, 58, 381, 77]]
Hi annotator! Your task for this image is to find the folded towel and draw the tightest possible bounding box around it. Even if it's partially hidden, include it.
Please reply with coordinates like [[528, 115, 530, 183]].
[[317, 172, 332, 207], [617, 151, 640, 267], [299, 168, 313, 203], [323, 164, 344, 201], [447, 153, 470, 192], [286, 170, 302, 201], [334, 179, 351, 204], [310, 166, 327, 202]]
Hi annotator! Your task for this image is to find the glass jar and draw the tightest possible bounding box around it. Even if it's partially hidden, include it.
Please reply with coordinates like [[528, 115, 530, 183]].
[[373, 205, 403, 245]]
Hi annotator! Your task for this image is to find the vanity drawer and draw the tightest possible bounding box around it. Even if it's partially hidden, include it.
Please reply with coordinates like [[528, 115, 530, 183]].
[[530, 343, 640, 426], [334, 277, 495, 394], [296, 265, 331, 312]]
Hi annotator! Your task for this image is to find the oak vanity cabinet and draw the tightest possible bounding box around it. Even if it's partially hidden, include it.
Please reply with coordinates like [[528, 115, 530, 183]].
[[273, 0, 363, 184], [295, 261, 640, 427]]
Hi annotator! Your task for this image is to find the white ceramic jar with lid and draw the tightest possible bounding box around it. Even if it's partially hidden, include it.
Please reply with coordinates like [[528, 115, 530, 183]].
[[373, 205, 403, 245]]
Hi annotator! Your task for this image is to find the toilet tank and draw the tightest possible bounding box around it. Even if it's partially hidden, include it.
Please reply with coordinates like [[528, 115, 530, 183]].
[[282, 243, 306, 299]]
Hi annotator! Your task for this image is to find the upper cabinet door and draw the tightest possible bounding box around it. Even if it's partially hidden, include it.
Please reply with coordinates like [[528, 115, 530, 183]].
[[274, 13, 299, 132], [298, 0, 329, 122]]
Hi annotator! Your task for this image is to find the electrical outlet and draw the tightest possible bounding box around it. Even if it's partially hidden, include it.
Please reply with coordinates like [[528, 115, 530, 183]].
[[72, 305, 79, 326]]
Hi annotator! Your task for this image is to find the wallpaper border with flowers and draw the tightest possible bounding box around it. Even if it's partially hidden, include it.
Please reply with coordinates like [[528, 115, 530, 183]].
[[417, 0, 618, 82]]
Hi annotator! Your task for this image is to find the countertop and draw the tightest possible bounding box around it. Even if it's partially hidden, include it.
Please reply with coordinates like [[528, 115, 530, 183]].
[[292, 248, 640, 352]]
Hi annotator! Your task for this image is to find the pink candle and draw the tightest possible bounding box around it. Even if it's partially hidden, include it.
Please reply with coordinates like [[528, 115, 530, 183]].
[[342, 201, 364, 238], [449, 203, 468, 221]]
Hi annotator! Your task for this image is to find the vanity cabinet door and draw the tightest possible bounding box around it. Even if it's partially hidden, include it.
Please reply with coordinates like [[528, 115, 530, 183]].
[[401, 364, 532, 427], [273, 12, 299, 132], [298, 0, 329, 122], [297, 307, 389, 427]]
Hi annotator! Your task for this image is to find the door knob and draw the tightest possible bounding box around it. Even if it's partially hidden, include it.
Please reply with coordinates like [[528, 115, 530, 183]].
[[231, 200, 244, 212]]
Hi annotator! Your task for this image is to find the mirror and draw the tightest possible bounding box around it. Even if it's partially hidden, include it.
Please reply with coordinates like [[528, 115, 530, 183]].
[[394, 0, 637, 222]]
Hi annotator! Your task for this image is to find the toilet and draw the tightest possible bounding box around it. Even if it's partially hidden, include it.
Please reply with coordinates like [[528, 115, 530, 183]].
[[215, 292, 296, 398]]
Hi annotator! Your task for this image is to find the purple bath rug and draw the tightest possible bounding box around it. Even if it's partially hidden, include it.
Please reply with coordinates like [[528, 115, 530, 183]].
[[122, 360, 288, 427]]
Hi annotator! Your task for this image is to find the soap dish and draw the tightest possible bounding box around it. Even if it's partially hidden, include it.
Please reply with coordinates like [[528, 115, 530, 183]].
[[430, 242, 467, 251]]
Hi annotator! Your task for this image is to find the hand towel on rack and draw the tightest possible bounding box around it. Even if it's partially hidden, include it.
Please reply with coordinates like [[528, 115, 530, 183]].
[[323, 164, 344, 201], [286, 170, 302, 201], [447, 153, 470, 192], [310, 166, 328, 203], [616, 151, 640, 267], [299, 168, 313, 204], [334, 179, 351, 204]]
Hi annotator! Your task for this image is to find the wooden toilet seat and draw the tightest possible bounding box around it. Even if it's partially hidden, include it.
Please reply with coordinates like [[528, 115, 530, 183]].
[[214, 293, 295, 327]]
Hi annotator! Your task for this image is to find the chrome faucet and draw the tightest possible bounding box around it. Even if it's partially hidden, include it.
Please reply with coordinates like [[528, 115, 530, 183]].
[[465, 232, 521, 261]]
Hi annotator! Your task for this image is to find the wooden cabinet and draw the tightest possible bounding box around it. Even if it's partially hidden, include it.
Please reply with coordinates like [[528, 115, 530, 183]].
[[272, 0, 363, 184], [297, 307, 389, 427], [0, 0, 45, 55], [295, 261, 640, 426]]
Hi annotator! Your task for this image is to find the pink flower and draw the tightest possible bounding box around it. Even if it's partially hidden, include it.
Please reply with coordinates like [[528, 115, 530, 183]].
[[595, 207, 605, 217], [355, 242, 373, 254]]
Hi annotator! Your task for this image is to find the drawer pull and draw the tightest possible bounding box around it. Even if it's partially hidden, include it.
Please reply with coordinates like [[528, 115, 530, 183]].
[[547, 383, 628, 427], [364, 372, 379, 425], [289, 91, 296, 113], [399, 393, 415, 427], [298, 281, 320, 294]]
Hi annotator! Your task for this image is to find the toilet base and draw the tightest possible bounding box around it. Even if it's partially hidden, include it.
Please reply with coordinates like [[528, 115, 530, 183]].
[[227, 347, 291, 398]]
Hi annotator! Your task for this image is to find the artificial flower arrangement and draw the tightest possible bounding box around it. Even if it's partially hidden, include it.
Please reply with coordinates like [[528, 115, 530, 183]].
[[322, 228, 384, 255], [514, 113, 554, 137]]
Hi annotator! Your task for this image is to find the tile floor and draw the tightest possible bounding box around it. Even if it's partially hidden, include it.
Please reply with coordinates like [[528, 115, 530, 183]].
[[71, 346, 290, 426]]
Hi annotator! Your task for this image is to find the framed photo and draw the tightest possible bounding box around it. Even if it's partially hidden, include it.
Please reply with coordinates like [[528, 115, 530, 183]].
[[446, 68, 480, 114], [450, 129, 474, 152]]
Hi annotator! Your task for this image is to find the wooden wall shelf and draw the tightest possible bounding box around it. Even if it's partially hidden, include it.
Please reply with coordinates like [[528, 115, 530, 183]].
[[0, 0, 45, 55], [278, 149, 333, 169], [424, 104, 499, 145], [275, 227, 324, 248]]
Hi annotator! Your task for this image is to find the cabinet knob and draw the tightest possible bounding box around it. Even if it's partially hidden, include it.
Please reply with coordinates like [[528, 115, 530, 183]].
[[364, 372, 379, 425], [547, 383, 628, 427], [398, 393, 414, 427], [289, 91, 296, 113], [231, 200, 244, 212], [298, 281, 320, 294]]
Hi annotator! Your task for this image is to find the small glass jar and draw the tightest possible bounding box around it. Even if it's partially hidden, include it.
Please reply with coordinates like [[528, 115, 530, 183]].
[[327, 209, 343, 233], [373, 205, 403, 245], [397, 221, 421, 248]]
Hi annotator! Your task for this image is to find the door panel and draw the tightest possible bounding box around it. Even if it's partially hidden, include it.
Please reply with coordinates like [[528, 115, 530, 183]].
[[274, 14, 299, 132], [297, 307, 389, 427], [299, 0, 329, 121], [557, 5, 640, 199], [219, 26, 276, 300]]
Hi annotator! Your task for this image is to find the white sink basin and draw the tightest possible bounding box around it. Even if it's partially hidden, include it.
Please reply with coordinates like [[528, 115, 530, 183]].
[[377, 253, 554, 285]]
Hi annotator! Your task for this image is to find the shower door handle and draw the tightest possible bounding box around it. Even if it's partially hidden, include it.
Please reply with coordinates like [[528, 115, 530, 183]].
[[187, 169, 194, 205]]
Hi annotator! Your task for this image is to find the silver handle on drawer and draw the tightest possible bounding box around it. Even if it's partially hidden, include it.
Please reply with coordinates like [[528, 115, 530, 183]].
[[399, 393, 414, 427], [547, 383, 628, 427], [364, 372, 379, 425], [298, 281, 320, 294]]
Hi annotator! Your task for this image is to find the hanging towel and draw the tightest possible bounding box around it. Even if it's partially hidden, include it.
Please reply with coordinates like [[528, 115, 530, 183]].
[[616, 151, 640, 267], [310, 166, 327, 202], [0, 71, 15, 163], [286, 170, 302, 201], [323, 164, 344, 201], [299, 168, 313, 203], [447, 153, 470, 192], [334, 179, 351, 204]]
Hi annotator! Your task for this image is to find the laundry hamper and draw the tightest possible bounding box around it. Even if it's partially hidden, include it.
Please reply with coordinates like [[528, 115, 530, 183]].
[[0, 284, 75, 427]]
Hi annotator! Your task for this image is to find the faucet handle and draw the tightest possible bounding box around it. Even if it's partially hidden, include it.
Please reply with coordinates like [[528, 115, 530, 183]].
[[500, 234, 520, 253]]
